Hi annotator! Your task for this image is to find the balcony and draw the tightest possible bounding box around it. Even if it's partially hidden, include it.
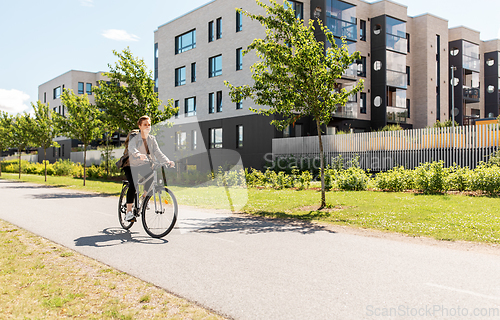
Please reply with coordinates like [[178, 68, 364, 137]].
[[387, 70, 407, 89], [463, 87, 480, 103], [387, 106, 408, 124], [386, 34, 407, 54], [342, 63, 357, 79], [333, 102, 358, 119]]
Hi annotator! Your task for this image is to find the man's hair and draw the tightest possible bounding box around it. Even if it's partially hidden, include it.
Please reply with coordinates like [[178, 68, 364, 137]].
[[137, 115, 150, 126]]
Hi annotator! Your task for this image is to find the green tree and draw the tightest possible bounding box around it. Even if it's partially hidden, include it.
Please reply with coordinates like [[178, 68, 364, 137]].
[[225, 0, 363, 208], [30, 101, 60, 181], [0, 111, 14, 177], [11, 113, 34, 179], [93, 47, 178, 133], [57, 89, 104, 186]]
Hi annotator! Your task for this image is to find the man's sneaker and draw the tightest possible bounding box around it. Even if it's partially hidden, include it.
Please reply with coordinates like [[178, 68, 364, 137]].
[[125, 211, 136, 222]]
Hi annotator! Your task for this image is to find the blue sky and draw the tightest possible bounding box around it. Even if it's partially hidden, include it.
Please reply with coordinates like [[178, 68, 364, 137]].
[[1, 0, 499, 115]]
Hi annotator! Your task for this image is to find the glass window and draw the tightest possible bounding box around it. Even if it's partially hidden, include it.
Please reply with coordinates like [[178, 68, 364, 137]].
[[236, 94, 243, 110], [236, 10, 243, 32], [86, 83, 92, 95], [53, 86, 61, 99], [387, 88, 406, 108], [463, 41, 480, 72], [44, 92, 46, 103], [78, 82, 84, 94], [237, 125, 243, 148], [386, 16, 406, 38], [236, 48, 243, 70], [216, 18, 222, 39], [191, 130, 197, 150], [406, 33, 410, 53], [210, 128, 223, 149], [176, 131, 187, 151], [184, 97, 196, 117], [406, 66, 410, 86], [191, 63, 196, 82], [174, 100, 179, 118], [387, 51, 406, 73], [330, 37, 356, 55], [209, 55, 222, 78], [488, 85, 495, 93], [360, 20, 366, 41], [387, 70, 407, 89], [175, 66, 186, 86], [360, 92, 367, 114], [326, 0, 357, 41], [216, 91, 222, 112], [284, 1, 303, 19], [374, 61, 382, 71], [209, 93, 215, 114], [283, 125, 291, 138], [208, 21, 214, 42], [407, 99, 410, 118], [175, 29, 196, 54], [486, 58, 495, 67], [374, 96, 382, 107], [386, 34, 407, 54], [357, 56, 366, 77]]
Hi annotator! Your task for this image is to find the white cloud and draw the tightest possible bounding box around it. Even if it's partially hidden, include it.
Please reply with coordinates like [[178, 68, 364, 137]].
[[0, 89, 31, 114], [102, 29, 140, 42], [80, 0, 94, 7]]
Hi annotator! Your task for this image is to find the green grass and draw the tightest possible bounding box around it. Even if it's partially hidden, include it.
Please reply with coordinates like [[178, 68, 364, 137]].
[[2, 173, 500, 244]]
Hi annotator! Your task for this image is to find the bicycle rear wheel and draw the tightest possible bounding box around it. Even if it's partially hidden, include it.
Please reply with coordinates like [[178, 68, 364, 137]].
[[118, 183, 135, 230], [142, 187, 178, 238]]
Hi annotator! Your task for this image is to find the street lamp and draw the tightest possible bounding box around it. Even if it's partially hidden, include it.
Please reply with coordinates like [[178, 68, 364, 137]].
[[451, 65, 457, 148]]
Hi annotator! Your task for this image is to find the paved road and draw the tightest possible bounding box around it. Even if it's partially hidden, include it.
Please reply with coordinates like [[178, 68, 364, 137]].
[[1, 179, 500, 320]]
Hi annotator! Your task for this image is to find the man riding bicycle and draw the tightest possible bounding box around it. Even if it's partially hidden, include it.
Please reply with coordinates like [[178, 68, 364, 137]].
[[122, 115, 175, 222]]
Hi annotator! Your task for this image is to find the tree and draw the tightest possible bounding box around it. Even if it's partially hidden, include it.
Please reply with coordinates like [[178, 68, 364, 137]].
[[57, 89, 104, 186], [99, 112, 119, 177], [11, 113, 34, 179], [93, 47, 178, 133], [225, 0, 364, 208], [0, 111, 13, 177], [30, 101, 60, 181]]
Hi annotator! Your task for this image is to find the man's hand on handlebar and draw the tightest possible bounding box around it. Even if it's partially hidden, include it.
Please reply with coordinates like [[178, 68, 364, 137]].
[[167, 161, 175, 168]]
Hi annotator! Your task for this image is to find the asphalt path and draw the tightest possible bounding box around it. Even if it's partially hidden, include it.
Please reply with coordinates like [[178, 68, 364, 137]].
[[1, 179, 500, 320]]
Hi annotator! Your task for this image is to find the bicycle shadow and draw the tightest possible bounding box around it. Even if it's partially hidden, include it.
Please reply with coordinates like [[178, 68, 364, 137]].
[[29, 192, 115, 199], [74, 227, 168, 247]]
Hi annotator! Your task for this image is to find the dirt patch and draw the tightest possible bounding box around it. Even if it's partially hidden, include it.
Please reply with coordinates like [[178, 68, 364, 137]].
[[297, 205, 351, 212]]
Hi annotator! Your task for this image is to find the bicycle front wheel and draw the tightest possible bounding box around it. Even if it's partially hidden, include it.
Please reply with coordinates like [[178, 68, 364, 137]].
[[142, 187, 178, 238]]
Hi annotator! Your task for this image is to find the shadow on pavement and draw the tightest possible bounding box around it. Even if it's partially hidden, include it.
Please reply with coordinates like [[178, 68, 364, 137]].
[[29, 192, 114, 199], [193, 215, 336, 235], [74, 227, 168, 247]]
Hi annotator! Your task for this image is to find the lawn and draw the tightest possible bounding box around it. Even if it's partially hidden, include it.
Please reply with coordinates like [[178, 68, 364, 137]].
[[1, 173, 500, 244]]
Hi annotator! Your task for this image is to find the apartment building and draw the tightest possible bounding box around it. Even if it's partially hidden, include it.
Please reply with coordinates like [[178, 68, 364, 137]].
[[37, 70, 108, 163], [155, 0, 500, 169]]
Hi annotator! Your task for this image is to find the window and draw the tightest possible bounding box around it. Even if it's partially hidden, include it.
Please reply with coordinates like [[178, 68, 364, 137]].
[[86, 83, 92, 95], [216, 91, 222, 112], [208, 21, 214, 42], [176, 131, 187, 151], [53, 86, 61, 99], [326, 0, 356, 41], [406, 66, 410, 86], [175, 67, 186, 86], [62, 144, 64, 157], [175, 29, 196, 54], [386, 17, 407, 54], [236, 48, 243, 70], [78, 82, 84, 94], [360, 20, 366, 41], [191, 63, 196, 82], [184, 97, 196, 117], [285, 1, 303, 20], [210, 128, 223, 149], [209, 55, 222, 77], [44, 92, 46, 103], [237, 125, 243, 148], [374, 61, 382, 71], [236, 10, 243, 32], [216, 18, 222, 39], [357, 57, 366, 77], [407, 99, 410, 118], [236, 97, 243, 110], [174, 100, 179, 118], [283, 125, 291, 138], [209, 93, 215, 114], [486, 58, 495, 67], [360, 92, 367, 114], [406, 33, 410, 53], [191, 130, 197, 150]]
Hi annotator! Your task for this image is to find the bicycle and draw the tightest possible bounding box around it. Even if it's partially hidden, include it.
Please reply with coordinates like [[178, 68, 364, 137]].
[[118, 160, 178, 238]]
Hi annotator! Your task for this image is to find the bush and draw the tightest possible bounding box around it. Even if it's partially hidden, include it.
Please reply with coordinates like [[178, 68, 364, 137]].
[[445, 164, 471, 192], [375, 166, 414, 192], [414, 161, 447, 194], [335, 167, 369, 191], [469, 164, 500, 195], [53, 159, 74, 176]]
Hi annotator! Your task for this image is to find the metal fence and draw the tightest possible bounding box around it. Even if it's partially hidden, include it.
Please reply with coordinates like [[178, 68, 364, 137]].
[[272, 124, 500, 171]]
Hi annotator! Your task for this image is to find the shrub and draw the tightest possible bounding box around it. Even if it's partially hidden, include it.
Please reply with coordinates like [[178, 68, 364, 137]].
[[469, 164, 500, 195], [335, 167, 369, 191], [414, 161, 447, 194], [53, 159, 74, 176], [445, 164, 471, 192], [375, 166, 414, 192]]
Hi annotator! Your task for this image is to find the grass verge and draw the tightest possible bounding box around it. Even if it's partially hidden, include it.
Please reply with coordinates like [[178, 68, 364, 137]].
[[0, 219, 225, 319], [1, 173, 500, 244]]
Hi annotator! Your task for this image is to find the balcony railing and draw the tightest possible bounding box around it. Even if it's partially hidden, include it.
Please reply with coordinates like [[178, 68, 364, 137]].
[[387, 106, 408, 123], [463, 87, 480, 103], [333, 102, 358, 119], [342, 63, 357, 78], [326, 17, 357, 41], [387, 70, 407, 89], [463, 56, 480, 72], [386, 34, 407, 54]]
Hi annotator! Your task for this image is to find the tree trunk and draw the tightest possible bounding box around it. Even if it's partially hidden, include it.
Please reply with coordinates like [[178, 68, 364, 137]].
[[18, 151, 21, 179], [315, 119, 326, 208], [83, 145, 87, 186], [44, 149, 47, 182], [106, 135, 110, 178]]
